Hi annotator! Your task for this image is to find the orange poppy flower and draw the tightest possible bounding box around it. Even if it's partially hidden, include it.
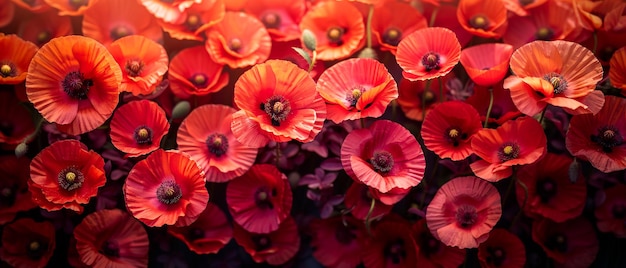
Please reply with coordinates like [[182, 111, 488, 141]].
[[17, 10, 72, 47], [299, 1, 365, 61], [397, 75, 450, 122], [168, 203, 233, 254], [11, 0, 50, 13], [0, 34, 38, 85], [470, 117, 547, 182], [316, 58, 398, 124], [26, 35, 122, 135], [396, 27, 461, 81], [0, 90, 35, 148], [168, 45, 229, 99], [0, 155, 36, 225], [502, 0, 548, 16], [532, 217, 599, 268], [124, 149, 209, 227], [571, 0, 604, 31], [0, 0, 14, 27], [110, 100, 170, 158], [457, 0, 508, 39], [465, 81, 522, 127], [108, 35, 169, 96], [244, 0, 306, 42], [29, 139, 106, 213], [158, 0, 225, 41], [412, 219, 467, 267], [205, 11, 272, 69], [177, 104, 257, 183], [478, 229, 526, 268], [233, 216, 300, 265], [460, 43, 514, 87], [310, 216, 365, 268], [371, 1, 427, 54], [74, 209, 149, 268], [0, 218, 55, 268], [609, 46, 626, 96], [82, 0, 163, 47], [504, 40, 604, 116], [43, 0, 94, 16], [595, 184, 626, 238], [602, 0, 626, 32], [139, 0, 200, 24], [426, 176, 502, 249], [231, 60, 326, 148]]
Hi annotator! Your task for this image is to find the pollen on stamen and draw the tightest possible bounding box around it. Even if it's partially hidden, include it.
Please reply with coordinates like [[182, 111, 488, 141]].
[[449, 129, 459, 138], [383, 28, 402, 46], [229, 38, 243, 52], [421, 52, 441, 72], [543, 73, 567, 94], [469, 15, 489, 30], [133, 126, 153, 145], [125, 59, 145, 77], [156, 180, 183, 205], [498, 142, 520, 162], [0, 64, 12, 77], [262, 13, 281, 29], [57, 167, 85, 191], [206, 133, 229, 157], [264, 95, 292, 127], [536, 27, 554, 41], [29, 241, 40, 251], [190, 73, 209, 88], [327, 27, 344, 44], [185, 14, 202, 31]]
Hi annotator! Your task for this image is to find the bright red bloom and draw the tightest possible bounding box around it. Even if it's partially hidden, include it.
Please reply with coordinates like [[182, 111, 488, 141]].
[[26, 35, 122, 135], [344, 182, 392, 220], [412, 219, 466, 268], [0, 34, 38, 85], [29, 139, 106, 213], [361, 215, 419, 267], [168, 45, 229, 99], [168, 203, 233, 254], [43, 0, 94, 16], [396, 27, 461, 81], [371, 1, 427, 54], [465, 82, 521, 126], [470, 117, 547, 182], [426, 176, 502, 249], [158, 0, 225, 41], [397, 76, 450, 122], [316, 58, 398, 124], [227, 164, 292, 233], [74, 209, 149, 268], [124, 149, 209, 227], [609, 46, 626, 96], [244, 0, 306, 42], [341, 120, 425, 193], [0, 0, 14, 28], [0, 155, 36, 224], [460, 43, 514, 87], [233, 216, 300, 265], [177, 104, 257, 183], [139, 0, 200, 24], [0, 90, 35, 148], [110, 100, 170, 158], [12, 0, 50, 13], [231, 60, 326, 148], [17, 10, 72, 47], [595, 184, 626, 238], [267, 40, 325, 79], [566, 96, 626, 173], [421, 101, 482, 161], [457, 0, 508, 39], [478, 229, 526, 268], [532, 217, 599, 268], [309, 216, 365, 268], [0, 218, 55, 268]]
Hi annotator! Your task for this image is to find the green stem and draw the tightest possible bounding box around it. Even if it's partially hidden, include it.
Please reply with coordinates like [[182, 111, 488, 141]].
[[483, 87, 494, 128], [366, 4, 374, 49], [308, 50, 317, 73], [365, 197, 376, 236], [592, 30, 598, 55], [422, 80, 432, 121], [538, 106, 547, 125], [275, 143, 281, 167], [438, 76, 444, 103], [512, 177, 528, 227], [360, 117, 366, 129], [429, 7, 439, 27]]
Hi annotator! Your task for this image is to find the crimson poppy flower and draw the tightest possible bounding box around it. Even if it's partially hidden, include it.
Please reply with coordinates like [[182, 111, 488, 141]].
[[74, 209, 149, 268], [0, 155, 36, 224], [426, 176, 502, 249], [316, 58, 398, 124], [465, 82, 522, 126], [17, 10, 72, 47], [12, 0, 50, 13], [0, 218, 55, 268], [168, 203, 232, 254], [396, 27, 461, 81], [0, 90, 35, 149], [341, 120, 425, 193], [226, 164, 292, 234], [361, 215, 419, 267], [609, 46, 626, 96], [299, 1, 365, 61], [0, 0, 14, 28], [168, 45, 229, 99], [177, 104, 257, 183], [139, 0, 199, 24], [244, 0, 306, 42], [109, 100, 170, 158], [532, 217, 599, 268], [371, 1, 427, 54], [124, 149, 209, 227], [205, 11, 272, 69], [29, 139, 106, 213], [309, 216, 365, 268], [595, 184, 626, 237], [231, 60, 326, 148], [421, 101, 482, 161], [0, 34, 38, 85], [566, 95, 626, 173], [470, 117, 547, 182], [43, 0, 96, 16], [502, 0, 548, 16], [457, 0, 508, 39], [344, 182, 392, 220], [516, 153, 586, 222], [412, 219, 466, 267], [460, 43, 514, 87], [397, 76, 450, 122], [478, 229, 526, 268], [158, 0, 225, 41], [26, 35, 122, 135], [108, 35, 169, 96], [233, 216, 300, 265]]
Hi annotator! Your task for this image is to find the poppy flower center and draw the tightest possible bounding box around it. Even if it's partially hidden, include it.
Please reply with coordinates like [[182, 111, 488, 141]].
[[110, 26, 132, 41], [229, 38, 243, 52], [335, 222, 357, 244], [612, 204, 626, 219], [469, 15, 489, 30], [546, 234, 568, 253], [422, 52, 441, 72], [156, 180, 183, 205], [26, 240, 47, 260], [69, 0, 88, 9], [0, 63, 15, 77], [498, 142, 520, 162], [125, 59, 145, 77], [445, 127, 468, 147], [542, 73, 567, 94], [206, 133, 229, 157], [370, 150, 394, 174], [133, 126, 153, 145], [536, 179, 557, 203], [255, 187, 276, 209], [57, 167, 85, 191], [383, 28, 402, 46], [422, 90, 436, 104], [456, 204, 478, 228], [36, 31, 51, 45], [486, 247, 507, 266], [346, 86, 365, 107], [189, 73, 209, 88], [62, 71, 92, 100], [536, 27, 554, 41], [262, 95, 291, 127], [0, 186, 16, 206], [101, 241, 120, 258], [252, 235, 272, 251], [384, 238, 407, 264], [591, 126, 623, 153], [418, 233, 441, 256], [262, 13, 281, 29], [185, 14, 202, 31], [327, 27, 345, 45]]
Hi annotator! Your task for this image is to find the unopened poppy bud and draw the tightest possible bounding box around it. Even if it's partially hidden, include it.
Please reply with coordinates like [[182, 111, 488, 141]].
[[15, 143, 28, 158], [302, 29, 317, 51], [171, 101, 191, 120]]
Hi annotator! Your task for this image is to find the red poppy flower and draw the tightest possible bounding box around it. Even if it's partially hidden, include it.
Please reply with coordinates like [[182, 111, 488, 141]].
[[532, 217, 599, 268], [370, 185, 412, 206], [17, 10, 72, 47], [344, 182, 392, 220], [244, 0, 306, 42], [371, 1, 427, 54], [341, 120, 425, 193], [139, 0, 199, 24], [516, 153, 586, 222], [412, 219, 466, 268], [205, 11, 272, 69], [168, 46, 229, 99], [108, 35, 169, 96], [29, 139, 106, 213], [426, 176, 502, 249], [0, 155, 36, 224], [595, 184, 626, 237], [12, 0, 50, 13], [361, 215, 419, 267], [74, 209, 149, 268], [233, 216, 300, 265], [460, 43, 514, 87], [609, 46, 626, 96], [82, 0, 163, 47], [0, 218, 55, 268], [158, 0, 225, 41], [504, 40, 604, 117], [478, 229, 526, 268], [309, 216, 365, 268], [0, 0, 14, 28], [0, 90, 35, 148], [602, 0, 626, 32], [316, 58, 398, 124], [267, 40, 325, 79], [231, 60, 326, 148], [168, 203, 232, 254], [457, 0, 508, 39], [424, 4, 473, 47], [566, 96, 626, 173], [470, 117, 547, 182], [43, 0, 94, 16], [397, 76, 450, 122], [396, 27, 461, 81], [227, 164, 292, 233], [502, 0, 548, 16], [124, 149, 209, 227], [465, 81, 521, 126], [299, 1, 365, 61], [26, 35, 122, 135], [421, 101, 482, 161], [110, 100, 170, 158], [0, 34, 38, 85]]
